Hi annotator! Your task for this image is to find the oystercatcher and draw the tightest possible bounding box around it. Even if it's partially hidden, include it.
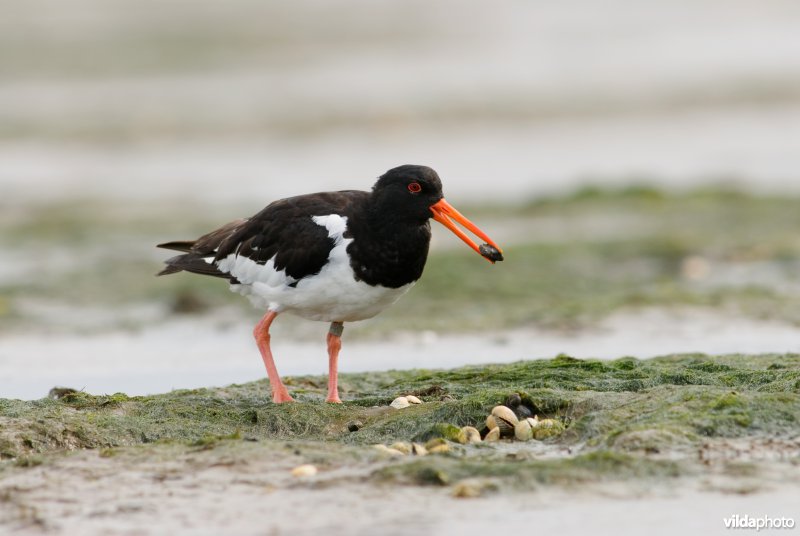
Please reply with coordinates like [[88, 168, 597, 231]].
[[157, 165, 503, 403]]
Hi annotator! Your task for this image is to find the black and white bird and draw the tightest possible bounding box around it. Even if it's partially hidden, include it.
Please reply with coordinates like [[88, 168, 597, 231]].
[[157, 165, 503, 403]]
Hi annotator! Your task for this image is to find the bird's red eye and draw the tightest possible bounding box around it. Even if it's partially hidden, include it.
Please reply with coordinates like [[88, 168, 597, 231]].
[[408, 182, 422, 193]]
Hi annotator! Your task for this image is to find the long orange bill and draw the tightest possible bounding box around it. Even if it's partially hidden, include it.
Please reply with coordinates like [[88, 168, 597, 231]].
[[430, 198, 504, 263]]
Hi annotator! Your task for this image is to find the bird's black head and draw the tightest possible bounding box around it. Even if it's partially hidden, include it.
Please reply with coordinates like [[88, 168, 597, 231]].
[[369, 164, 504, 264], [371, 165, 444, 223]]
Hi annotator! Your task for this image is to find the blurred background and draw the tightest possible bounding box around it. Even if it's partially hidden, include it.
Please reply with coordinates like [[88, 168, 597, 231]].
[[2, 0, 800, 399]]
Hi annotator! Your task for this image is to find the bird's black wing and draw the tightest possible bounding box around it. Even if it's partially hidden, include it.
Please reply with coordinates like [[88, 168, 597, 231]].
[[157, 191, 368, 283]]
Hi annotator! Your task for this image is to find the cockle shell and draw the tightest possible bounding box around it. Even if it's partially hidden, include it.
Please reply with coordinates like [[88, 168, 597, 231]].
[[406, 395, 422, 404], [490, 405, 518, 437], [389, 442, 412, 454], [452, 480, 483, 498], [291, 464, 318, 477], [461, 426, 482, 444], [428, 443, 451, 454], [411, 443, 428, 456], [423, 438, 451, 454], [514, 419, 533, 441], [373, 444, 405, 456], [485, 415, 498, 430], [484, 427, 501, 442], [390, 397, 410, 409], [514, 416, 544, 441]]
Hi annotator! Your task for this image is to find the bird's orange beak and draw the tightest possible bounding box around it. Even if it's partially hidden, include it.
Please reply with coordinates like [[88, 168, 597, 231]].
[[430, 198, 504, 263]]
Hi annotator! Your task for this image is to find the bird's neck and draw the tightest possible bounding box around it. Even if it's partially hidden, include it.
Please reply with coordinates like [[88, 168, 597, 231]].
[[345, 206, 432, 288]]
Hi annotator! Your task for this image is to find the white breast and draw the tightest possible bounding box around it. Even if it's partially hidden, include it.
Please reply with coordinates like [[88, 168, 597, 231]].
[[217, 214, 414, 322]]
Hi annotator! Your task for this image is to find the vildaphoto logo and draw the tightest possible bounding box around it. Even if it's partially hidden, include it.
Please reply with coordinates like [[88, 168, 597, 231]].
[[724, 514, 796, 531]]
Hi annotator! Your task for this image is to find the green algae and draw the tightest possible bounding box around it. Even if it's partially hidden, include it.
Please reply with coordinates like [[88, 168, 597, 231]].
[[416, 423, 465, 443], [1, 353, 799, 489]]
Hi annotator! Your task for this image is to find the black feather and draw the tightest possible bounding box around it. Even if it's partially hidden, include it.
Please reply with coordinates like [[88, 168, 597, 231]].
[[156, 241, 195, 253]]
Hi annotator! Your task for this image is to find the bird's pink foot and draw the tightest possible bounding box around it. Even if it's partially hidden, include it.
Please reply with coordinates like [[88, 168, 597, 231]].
[[325, 393, 342, 404], [272, 390, 295, 404]]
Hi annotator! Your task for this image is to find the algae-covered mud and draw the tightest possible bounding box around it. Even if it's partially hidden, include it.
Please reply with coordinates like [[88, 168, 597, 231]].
[[2, 354, 799, 534]]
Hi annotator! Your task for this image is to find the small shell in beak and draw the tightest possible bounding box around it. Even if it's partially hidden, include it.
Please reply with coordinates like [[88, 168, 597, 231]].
[[479, 243, 504, 263]]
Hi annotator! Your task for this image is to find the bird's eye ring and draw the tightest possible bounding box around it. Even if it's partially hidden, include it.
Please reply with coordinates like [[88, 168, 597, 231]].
[[408, 182, 422, 193]]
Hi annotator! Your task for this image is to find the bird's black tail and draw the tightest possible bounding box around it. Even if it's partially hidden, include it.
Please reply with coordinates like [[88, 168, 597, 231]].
[[156, 251, 229, 278], [156, 219, 246, 279], [156, 240, 196, 253], [156, 241, 196, 276]]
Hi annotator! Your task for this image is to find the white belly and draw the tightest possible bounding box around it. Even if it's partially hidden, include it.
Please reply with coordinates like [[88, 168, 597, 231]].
[[217, 214, 414, 322]]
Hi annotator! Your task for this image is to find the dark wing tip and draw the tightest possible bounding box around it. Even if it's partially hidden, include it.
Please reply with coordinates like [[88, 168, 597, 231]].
[[156, 265, 183, 277], [157, 240, 195, 253]]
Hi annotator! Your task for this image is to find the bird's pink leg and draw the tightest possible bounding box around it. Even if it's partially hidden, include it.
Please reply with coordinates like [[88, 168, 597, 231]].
[[253, 311, 294, 403], [325, 322, 344, 403]]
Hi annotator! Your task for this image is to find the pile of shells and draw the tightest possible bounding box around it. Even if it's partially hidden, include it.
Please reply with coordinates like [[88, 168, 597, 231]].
[[373, 425, 482, 457], [389, 395, 422, 409], [484, 404, 565, 442]]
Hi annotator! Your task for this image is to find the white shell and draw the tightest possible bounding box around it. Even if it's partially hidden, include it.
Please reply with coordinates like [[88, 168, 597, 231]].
[[390, 397, 410, 409], [485, 415, 498, 430], [491, 405, 518, 437], [373, 444, 405, 456], [452, 480, 483, 498], [491, 405, 519, 424], [405, 395, 422, 404], [461, 426, 482, 444], [428, 443, 451, 454], [291, 464, 318, 477], [514, 419, 533, 441], [389, 442, 412, 454], [411, 443, 428, 456]]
